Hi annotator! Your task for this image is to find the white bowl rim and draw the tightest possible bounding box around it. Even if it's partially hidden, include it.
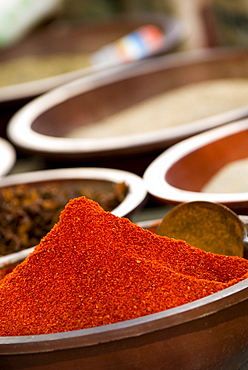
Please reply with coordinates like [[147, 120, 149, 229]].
[[7, 48, 248, 155], [0, 137, 16, 176], [143, 118, 248, 204]]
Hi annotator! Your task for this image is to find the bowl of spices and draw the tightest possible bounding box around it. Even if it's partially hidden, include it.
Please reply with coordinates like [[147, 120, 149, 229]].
[[0, 196, 247, 369], [143, 118, 248, 214], [7, 48, 248, 174], [0, 167, 147, 262]]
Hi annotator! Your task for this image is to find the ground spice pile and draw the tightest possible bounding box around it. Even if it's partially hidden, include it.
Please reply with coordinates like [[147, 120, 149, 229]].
[[0, 196, 248, 336]]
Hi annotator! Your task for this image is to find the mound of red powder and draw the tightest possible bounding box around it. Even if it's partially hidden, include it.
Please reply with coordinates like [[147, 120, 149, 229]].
[[0, 196, 247, 336]]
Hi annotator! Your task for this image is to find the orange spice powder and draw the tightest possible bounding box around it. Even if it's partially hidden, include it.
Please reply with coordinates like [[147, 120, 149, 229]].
[[0, 196, 247, 336]]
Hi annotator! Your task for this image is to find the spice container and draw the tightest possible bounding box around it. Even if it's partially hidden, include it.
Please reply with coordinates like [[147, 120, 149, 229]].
[[0, 198, 247, 369]]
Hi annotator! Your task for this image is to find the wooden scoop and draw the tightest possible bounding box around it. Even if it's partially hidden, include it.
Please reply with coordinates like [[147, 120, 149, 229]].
[[157, 201, 246, 257]]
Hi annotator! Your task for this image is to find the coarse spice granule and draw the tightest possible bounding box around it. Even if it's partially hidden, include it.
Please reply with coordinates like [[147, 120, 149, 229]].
[[0, 196, 247, 336]]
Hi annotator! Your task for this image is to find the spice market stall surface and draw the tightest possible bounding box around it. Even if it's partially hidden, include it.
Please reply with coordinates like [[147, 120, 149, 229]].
[[143, 118, 248, 215], [7, 48, 248, 175], [0, 258, 247, 369]]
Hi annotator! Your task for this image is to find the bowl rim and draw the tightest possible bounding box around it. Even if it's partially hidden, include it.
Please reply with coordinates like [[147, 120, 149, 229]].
[[0, 137, 16, 176], [0, 276, 247, 354], [143, 118, 248, 205], [7, 48, 248, 156]]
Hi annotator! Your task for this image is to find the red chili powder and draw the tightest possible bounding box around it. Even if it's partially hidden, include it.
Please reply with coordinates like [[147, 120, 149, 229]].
[[0, 196, 247, 336]]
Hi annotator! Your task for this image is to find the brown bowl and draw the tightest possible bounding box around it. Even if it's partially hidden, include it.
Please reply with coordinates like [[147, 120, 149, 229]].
[[143, 118, 248, 214], [7, 48, 248, 174], [0, 235, 247, 369]]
